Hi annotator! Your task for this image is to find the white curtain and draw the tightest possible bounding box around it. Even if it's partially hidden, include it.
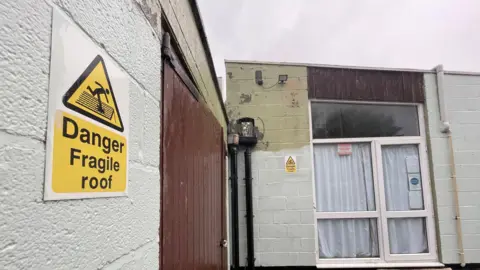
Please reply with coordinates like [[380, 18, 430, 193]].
[[382, 145, 428, 254], [317, 219, 379, 258], [314, 144, 375, 212], [313, 144, 378, 258]]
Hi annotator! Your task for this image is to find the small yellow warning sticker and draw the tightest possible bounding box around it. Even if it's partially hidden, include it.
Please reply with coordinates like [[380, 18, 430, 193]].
[[285, 156, 297, 173], [63, 55, 124, 132]]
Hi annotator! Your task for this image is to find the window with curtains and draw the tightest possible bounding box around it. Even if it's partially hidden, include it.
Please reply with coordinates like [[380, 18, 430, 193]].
[[311, 101, 435, 263]]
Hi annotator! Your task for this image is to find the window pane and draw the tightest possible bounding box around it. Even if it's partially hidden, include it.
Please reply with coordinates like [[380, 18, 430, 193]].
[[311, 102, 419, 139], [388, 218, 428, 254], [313, 143, 375, 212], [318, 219, 379, 258], [382, 145, 424, 211]]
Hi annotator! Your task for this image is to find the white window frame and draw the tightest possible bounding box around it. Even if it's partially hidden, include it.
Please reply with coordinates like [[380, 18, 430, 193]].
[[308, 100, 440, 268]]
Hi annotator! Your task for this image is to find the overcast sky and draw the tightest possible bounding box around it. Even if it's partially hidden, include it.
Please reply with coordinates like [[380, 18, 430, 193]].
[[197, 0, 480, 91]]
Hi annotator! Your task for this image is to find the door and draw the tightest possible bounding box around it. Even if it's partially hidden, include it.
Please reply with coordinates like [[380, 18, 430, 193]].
[[310, 101, 438, 267], [161, 59, 226, 270], [375, 139, 437, 262], [313, 139, 437, 265]]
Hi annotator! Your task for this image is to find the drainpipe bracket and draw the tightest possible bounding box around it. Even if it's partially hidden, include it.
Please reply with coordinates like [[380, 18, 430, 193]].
[[440, 121, 451, 134]]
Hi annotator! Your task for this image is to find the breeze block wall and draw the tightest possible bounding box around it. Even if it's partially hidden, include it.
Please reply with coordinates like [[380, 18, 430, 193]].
[[425, 72, 480, 264], [0, 0, 162, 268], [226, 61, 316, 266]]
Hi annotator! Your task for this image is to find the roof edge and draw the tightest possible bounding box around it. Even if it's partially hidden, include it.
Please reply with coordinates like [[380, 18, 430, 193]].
[[225, 59, 480, 76], [189, 0, 228, 123]]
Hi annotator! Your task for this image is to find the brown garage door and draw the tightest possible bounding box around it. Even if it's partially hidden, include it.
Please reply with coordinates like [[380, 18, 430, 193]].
[[161, 59, 226, 270]]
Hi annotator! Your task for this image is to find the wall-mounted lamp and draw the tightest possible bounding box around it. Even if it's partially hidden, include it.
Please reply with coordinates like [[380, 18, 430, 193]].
[[278, 74, 288, 84], [237, 117, 258, 146], [255, 70, 263, 85]]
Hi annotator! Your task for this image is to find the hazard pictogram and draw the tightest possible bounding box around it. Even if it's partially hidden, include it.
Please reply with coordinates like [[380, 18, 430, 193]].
[[63, 55, 124, 132], [286, 157, 295, 165], [285, 156, 297, 173]]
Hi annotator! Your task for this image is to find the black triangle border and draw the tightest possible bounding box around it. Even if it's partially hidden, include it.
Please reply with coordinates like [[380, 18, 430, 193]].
[[62, 55, 124, 132]]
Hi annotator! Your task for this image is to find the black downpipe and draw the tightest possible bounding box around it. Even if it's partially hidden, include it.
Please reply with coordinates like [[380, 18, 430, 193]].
[[244, 147, 255, 269], [229, 146, 240, 270]]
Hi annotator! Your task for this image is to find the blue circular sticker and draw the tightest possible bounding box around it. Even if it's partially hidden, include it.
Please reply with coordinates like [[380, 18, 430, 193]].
[[410, 178, 419, 185]]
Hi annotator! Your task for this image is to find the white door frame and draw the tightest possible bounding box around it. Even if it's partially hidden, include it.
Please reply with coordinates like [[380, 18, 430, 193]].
[[375, 138, 437, 262], [308, 101, 439, 268]]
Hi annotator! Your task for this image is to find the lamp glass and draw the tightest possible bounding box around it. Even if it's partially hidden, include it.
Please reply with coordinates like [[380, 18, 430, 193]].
[[278, 74, 288, 83], [240, 121, 254, 137]]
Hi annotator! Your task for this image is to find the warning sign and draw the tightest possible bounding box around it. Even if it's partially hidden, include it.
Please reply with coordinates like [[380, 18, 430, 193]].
[[285, 156, 297, 173], [63, 55, 124, 132], [51, 111, 127, 193], [45, 9, 129, 200]]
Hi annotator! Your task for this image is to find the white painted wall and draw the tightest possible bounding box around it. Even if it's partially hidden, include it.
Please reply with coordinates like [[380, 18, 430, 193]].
[[236, 146, 316, 267], [425, 72, 480, 264], [0, 0, 161, 269]]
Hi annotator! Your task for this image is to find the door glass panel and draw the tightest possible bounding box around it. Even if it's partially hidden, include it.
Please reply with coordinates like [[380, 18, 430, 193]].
[[318, 219, 379, 258], [311, 102, 419, 139], [382, 144, 424, 211], [313, 143, 375, 212], [388, 218, 428, 254]]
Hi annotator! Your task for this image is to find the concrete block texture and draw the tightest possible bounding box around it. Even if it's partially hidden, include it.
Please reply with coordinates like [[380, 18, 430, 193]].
[[227, 63, 315, 266], [142, 94, 161, 167], [0, 133, 160, 269], [226, 63, 309, 152], [425, 73, 480, 264], [128, 81, 146, 164], [0, 0, 51, 140], [0, 0, 161, 269], [235, 146, 316, 267], [53, 0, 162, 100]]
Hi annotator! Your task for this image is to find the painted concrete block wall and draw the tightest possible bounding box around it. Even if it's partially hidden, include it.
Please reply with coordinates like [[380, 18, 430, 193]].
[[226, 62, 316, 266], [0, 0, 161, 269], [425, 73, 480, 264], [424, 73, 453, 263]]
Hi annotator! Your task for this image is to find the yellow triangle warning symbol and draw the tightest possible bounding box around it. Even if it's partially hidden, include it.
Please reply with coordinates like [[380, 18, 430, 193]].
[[63, 55, 124, 132], [286, 156, 295, 165], [285, 156, 296, 173]]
